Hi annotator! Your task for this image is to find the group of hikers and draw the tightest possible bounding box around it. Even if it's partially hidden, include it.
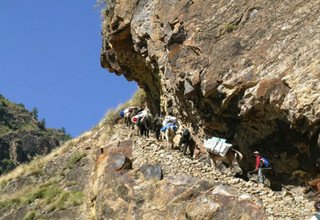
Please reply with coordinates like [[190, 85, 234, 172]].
[[119, 106, 195, 157], [119, 106, 320, 219], [120, 105, 272, 184]]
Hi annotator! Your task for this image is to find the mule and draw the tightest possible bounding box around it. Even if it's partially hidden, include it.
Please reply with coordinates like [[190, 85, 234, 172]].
[[165, 126, 176, 149], [124, 108, 138, 129], [137, 113, 153, 137], [179, 129, 195, 157], [207, 148, 243, 169], [304, 178, 320, 197], [151, 115, 163, 140]]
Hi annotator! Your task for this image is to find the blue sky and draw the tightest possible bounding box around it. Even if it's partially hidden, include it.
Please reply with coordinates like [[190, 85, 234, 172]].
[[0, 1, 137, 137]]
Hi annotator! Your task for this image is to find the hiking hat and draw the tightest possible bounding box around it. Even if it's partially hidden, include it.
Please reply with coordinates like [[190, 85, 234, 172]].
[[253, 151, 260, 155]]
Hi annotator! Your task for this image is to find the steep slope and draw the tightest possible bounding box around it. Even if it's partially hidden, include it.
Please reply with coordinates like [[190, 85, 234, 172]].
[[0, 95, 71, 174], [0, 131, 93, 220], [100, 0, 320, 182], [0, 106, 314, 219]]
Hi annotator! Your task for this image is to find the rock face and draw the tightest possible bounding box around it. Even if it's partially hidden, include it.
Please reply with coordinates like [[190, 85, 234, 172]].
[[94, 127, 267, 220], [139, 163, 163, 180], [100, 0, 320, 181]]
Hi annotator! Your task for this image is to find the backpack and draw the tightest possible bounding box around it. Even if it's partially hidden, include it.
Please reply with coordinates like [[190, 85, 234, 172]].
[[260, 157, 270, 168], [120, 110, 125, 118]]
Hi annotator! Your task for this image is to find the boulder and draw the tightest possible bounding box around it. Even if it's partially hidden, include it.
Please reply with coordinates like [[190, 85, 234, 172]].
[[139, 164, 163, 180]]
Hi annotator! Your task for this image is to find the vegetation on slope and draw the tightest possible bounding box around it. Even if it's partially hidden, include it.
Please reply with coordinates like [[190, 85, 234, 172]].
[[0, 135, 88, 219], [0, 94, 72, 174], [0, 179, 83, 211], [0, 89, 145, 219], [94, 89, 146, 144], [98, 88, 146, 126]]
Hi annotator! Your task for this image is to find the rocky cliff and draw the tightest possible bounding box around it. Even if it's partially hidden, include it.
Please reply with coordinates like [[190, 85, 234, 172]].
[[1, 110, 314, 219], [100, 0, 320, 182], [0, 95, 71, 174], [2, 1, 320, 219]]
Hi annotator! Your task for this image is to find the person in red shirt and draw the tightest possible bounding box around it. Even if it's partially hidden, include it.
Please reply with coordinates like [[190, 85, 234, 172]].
[[254, 151, 262, 171], [249, 151, 265, 183]]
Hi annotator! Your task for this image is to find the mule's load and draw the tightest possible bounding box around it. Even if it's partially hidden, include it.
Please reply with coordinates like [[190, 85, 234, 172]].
[[160, 123, 178, 132], [161, 115, 179, 132], [131, 109, 148, 124], [120, 110, 125, 118], [204, 137, 232, 156], [162, 115, 177, 126]]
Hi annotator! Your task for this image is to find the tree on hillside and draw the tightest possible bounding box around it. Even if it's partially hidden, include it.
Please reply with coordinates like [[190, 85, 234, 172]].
[[60, 127, 66, 134], [31, 107, 38, 119], [59, 127, 72, 142], [39, 118, 46, 130]]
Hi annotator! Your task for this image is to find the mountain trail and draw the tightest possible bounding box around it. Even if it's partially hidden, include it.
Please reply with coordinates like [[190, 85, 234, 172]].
[[109, 123, 314, 219]]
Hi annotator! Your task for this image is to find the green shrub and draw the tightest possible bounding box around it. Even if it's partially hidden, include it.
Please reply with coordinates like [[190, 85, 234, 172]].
[[0, 126, 10, 137], [225, 23, 238, 33], [0, 197, 22, 209], [23, 211, 37, 220], [67, 152, 87, 169], [0, 180, 83, 212], [39, 118, 46, 130], [0, 159, 16, 174], [48, 191, 83, 212], [17, 103, 25, 108]]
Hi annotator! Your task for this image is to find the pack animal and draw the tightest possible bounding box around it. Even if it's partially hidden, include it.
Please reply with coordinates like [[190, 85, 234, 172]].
[[207, 147, 243, 169], [165, 126, 176, 149], [151, 115, 163, 140], [124, 108, 137, 129], [179, 129, 195, 157], [137, 113, 152, 137], [304, 178, 320, 197]]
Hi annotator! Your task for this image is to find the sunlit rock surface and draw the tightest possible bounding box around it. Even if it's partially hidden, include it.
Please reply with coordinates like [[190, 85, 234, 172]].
[[101, 0, 320, 182]]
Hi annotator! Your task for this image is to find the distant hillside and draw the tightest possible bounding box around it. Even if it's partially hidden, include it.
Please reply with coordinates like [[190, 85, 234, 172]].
[[0, 94, 71, 174]]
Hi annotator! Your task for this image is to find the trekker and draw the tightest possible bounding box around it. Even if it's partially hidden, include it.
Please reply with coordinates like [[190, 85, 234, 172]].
[[310, 201, 320, 220], [250, 151, 270, 184]]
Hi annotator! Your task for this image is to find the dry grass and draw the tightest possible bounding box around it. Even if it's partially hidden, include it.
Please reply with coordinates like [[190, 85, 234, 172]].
[[0, 179, 83, 212], [97, 88, 146, 129], [93, 88, 146, 144], [0, 179, 59, 207], [67, 152, 87, 169], [0, 87, 123, 189], [23, 211, 37, 220], [0, 88, 146, 196], [0, 139, 77, 189]]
